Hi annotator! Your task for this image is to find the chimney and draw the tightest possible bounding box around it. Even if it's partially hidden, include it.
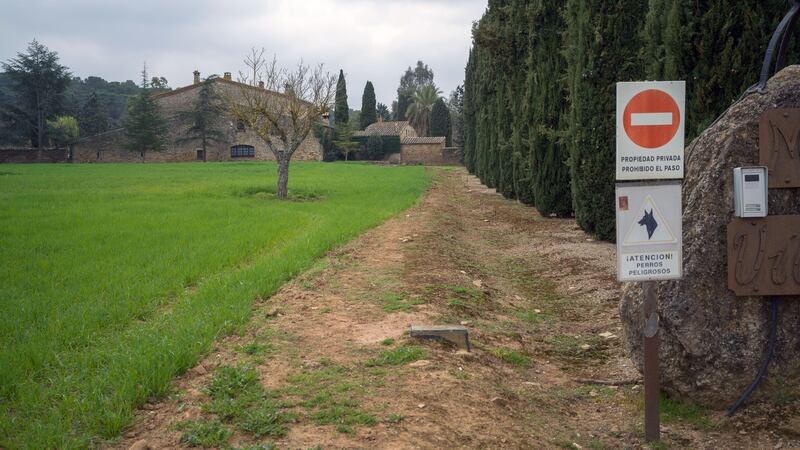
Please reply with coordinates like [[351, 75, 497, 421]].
[[322, 113, 330, 127], [223, 72, 232, 81], [193, 70, 200, 84], [258, 80, 264, 89]]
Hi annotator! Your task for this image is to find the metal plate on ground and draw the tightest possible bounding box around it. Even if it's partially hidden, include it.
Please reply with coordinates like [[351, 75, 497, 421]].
[[760, 109, 800, 189], [616, 181, 683, 281], [728, 215, 800, 297]]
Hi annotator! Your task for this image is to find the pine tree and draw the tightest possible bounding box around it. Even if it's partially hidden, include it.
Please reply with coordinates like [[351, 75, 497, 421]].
[[360, 81, 377, 130], [2, 39, 71, 151], [334, 69, 349, 125], [123, 66, 168, 161], [176, 77, 226, 162], [78, 92, 109, 137]]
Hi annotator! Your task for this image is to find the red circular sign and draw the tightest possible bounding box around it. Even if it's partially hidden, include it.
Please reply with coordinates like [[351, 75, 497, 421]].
[[623, 89, 681, 149]]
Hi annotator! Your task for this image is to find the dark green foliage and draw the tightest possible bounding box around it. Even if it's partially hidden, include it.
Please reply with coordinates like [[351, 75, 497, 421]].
[[396, 61, 434, 121], [430, 98, 451, 146], [563, 0, 647, 240], [396, 93, 410, 120], [376, 102, 391, 121], [352, 135, 401, 160], [334, 70, 349, 125], [448, 85, 464, 154], [364, 135, 384, 160], [644, 0, 800, 139], [314, 123, 338, 162], [123, 69, 168, 160], [360, 81, 377, 130], [176, 77, 225, 161], [1, 39, 71, 148], [78, 92, 109, 137], [65, 76, 142, 129], [332, 121, 359, 161]]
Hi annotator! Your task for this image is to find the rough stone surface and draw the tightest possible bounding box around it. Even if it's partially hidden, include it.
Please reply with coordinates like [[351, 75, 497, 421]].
[[620, 65, 800, 408]]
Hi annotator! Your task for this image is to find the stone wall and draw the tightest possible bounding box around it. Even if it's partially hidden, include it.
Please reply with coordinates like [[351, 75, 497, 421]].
[[399, 144, 461, 165], [73, 128, 322, 163], [0, 148, 69, 163], [620, 65, 800, 408]]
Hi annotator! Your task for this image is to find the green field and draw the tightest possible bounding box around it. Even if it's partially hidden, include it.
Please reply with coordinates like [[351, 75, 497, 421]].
[[0, 162, 430, 449]]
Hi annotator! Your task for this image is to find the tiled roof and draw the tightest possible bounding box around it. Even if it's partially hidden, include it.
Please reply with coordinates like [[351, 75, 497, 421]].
[[353, 121, 412, 137], [401, 136, 446, 144]]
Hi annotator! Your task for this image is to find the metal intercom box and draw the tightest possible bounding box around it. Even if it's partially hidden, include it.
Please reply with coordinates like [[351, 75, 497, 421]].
[[733, 167, 768, 218]]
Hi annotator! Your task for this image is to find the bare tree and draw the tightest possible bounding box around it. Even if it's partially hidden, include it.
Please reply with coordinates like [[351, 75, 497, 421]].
[[243, 47, 266, 86], [227, 54, 336, 199]]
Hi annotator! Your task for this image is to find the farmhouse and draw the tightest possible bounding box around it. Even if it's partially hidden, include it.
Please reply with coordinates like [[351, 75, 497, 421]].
[[353, 120, 459, 165], [72, 71, 325, 163]]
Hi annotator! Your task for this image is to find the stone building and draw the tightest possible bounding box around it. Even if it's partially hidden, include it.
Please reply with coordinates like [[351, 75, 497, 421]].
[[353, 120, 459, 165], [72, 71, 324, 163]]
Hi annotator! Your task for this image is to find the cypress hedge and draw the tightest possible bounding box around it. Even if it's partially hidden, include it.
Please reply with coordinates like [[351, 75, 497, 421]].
[[463, 0, 796, 240]]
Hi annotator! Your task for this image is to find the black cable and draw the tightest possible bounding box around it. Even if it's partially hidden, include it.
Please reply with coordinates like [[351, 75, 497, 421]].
[[758, 1, 800, 91], [727, 296, 779, 417]]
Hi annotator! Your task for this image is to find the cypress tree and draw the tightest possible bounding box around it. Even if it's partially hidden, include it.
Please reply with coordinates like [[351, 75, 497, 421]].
[[334, 69, 348, 125], [563, 0, 646, 240], [528, 0, 572, 217], [430, 98, 451, 144], [360, 81, 377, 130]]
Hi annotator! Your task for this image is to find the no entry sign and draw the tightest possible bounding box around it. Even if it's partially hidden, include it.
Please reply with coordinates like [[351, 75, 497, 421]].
[[616, 81, 685, 180]]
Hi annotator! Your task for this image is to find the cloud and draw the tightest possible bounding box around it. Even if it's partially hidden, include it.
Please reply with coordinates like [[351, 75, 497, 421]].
[[0, 0, 485, 107]]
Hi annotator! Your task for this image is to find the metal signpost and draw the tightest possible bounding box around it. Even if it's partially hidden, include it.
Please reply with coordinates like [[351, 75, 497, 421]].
[[615, 81, 685, 443]]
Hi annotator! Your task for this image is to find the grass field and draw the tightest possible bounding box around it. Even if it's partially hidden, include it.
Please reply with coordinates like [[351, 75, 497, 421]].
[[0, 162, 430, 449]]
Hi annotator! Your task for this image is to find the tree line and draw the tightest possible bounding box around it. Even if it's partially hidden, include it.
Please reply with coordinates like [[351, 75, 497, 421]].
[[0, 40, 172, 150], [464, 0, 799, 241], [322, 61, 460, 162]]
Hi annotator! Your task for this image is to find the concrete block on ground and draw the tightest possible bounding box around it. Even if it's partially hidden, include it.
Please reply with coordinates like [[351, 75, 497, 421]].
[[409, 325, 471, 351]]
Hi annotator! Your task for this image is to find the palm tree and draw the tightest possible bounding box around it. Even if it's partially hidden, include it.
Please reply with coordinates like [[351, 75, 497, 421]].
[[405, 84, 442, 136]]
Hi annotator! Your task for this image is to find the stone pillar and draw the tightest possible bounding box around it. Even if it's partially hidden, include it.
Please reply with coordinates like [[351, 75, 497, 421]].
[[193, 70, 200, 84]]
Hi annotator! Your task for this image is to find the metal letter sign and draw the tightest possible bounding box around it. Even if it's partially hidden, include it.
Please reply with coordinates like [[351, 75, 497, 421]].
[[759, 109, 800, 188], [728, 216, 800, 297], [616, 182, 683, 282], [616, 81, 686, 180]]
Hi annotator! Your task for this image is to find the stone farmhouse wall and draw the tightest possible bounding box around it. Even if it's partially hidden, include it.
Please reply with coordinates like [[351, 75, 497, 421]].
[[0, 148, 69, 163], [399, 143, 460, 165], [73, 77, 323, 163]]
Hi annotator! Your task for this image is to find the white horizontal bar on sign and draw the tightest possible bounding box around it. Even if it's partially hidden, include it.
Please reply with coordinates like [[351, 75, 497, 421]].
[[631, 112, 673, 126]]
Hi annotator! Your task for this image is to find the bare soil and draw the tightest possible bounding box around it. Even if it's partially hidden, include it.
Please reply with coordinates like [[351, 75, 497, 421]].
[[110, 167, 800, 449]]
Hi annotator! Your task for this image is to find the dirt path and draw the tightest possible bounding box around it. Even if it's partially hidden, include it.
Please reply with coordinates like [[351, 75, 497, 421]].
[[112, 168, 792, 449]]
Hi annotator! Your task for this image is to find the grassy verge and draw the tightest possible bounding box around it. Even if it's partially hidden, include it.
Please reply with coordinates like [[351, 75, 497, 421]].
[[0, 162, 430, 448]]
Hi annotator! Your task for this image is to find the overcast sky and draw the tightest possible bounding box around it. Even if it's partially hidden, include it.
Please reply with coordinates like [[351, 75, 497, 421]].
[[0, 0, 486, 108]]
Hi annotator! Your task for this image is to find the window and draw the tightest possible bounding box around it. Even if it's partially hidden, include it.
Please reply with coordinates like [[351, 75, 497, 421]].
[[196, 149, 205, 160], [236, 120, 246, 132], [231, 145, 255, 158]]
